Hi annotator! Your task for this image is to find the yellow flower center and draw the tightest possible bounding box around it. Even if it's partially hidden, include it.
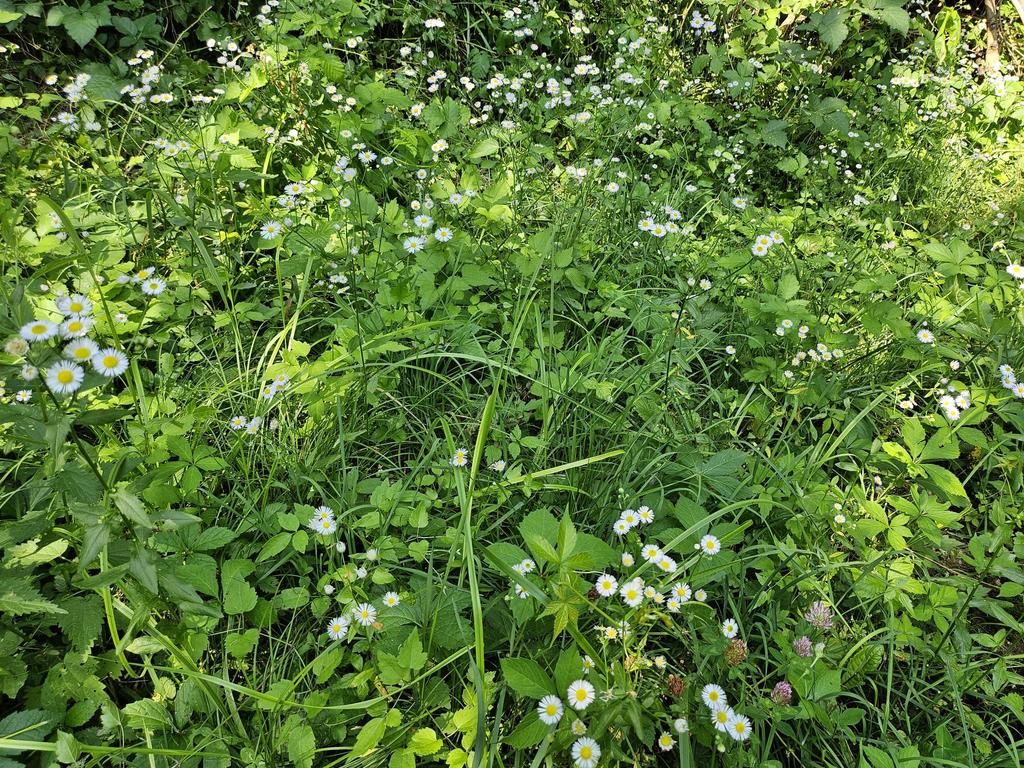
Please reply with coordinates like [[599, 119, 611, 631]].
[[716, 711, 727, 723], [575, 690, 586, 701], [70, 302, 83, 312], [579, 747, 592, 759], [103, 355, 118, 368], [546, 705, 556, 715], [709, 692, 718, 702], [75, 348, 90, 359], [32, 324, 46, 334], [735, 723, 745, 733], [57, 370, 73, 384]]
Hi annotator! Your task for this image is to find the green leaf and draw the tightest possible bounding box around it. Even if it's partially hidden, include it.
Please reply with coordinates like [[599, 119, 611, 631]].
[[408, 727, 442, 756], [468, 137, 500, 160], [500, 657, 555, 698], [0, 709, 55, 748], [225, 629, 260, 658], [129, 545, 159, 594], [778, 272, 799, 300], [503, 711, 549, 748], [194, 526, 238, 551], [554, 646, 583, 694], [808, 9, 849, 51], [286, 718, 316, 768], [389, 750, 416, 768], [901, 417, 925, 456], [258, 532, 291, 562], [221, 559, 258, 614], [379, 630, 427, 685], [62, 10, 99, 47], [923, 464, 968, 504], [56, 596, 103, 651], [0, 11, 25, 23], [0, 576, 65, 616], [760, 119, 789, 148], [114, 489, 152, 527], [349, 717, 386, 760], [122, 699, 172, 732], [863, 0, 910, 35]]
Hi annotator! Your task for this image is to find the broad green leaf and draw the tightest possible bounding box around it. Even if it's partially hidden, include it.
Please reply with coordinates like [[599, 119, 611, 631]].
[[0, 576, 65, 616], [56, 596, 103, 651], [500, 657, 555, 698], [349, 717, 386, 759], [503, 711, 549, 748], [122, 699, 172, 732], [408, 727, 442, 756], [286, 718, 316, 768], [468, 137, 500, 160], [62, 10, 99, 46], [221, 559, 258, 614]]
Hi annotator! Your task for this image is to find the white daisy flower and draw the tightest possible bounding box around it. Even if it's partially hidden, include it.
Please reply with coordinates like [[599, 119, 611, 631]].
[[326, 616, 350, 640], [353, 603, 377, 626], [698, 534, 721, 555], [46, 361, 85, 395], [726, 712, 752, 741], [701, 683, 726, 709], [64, 338, 99, 363], [92, 348, 129, 377], [537, 695, 563, 725], [571, 737, 600, 768], [566, 680, 595, 710], [21, 320, 58, 342], [619, 580, 644, 608], [594, 574, 618, 597], [711, 704, 733, 732], [141, 278, 166, 296]]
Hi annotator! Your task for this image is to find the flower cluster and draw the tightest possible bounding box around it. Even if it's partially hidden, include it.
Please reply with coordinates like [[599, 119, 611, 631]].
[[9, 291, 129, 399], [701, 684, 751, 741], [999, 364, 1024, 398], [750, 231, 784, 256]]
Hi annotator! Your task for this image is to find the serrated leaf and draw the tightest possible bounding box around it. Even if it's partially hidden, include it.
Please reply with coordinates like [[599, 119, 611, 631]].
[[221, 559, 257, 614], [0, 576, 65, 616], [809, 9, 849, 51], [122, 699, 172, 732], [56, 595, 103, 651], [503, 711, 549, 748], [225, 629, 260, 658], [468, 137, 499, 160], [500, 657, 554, 698], [760, 119, 789, 148], [349, 717, 386, 760], [408, 727, 442, 756], [923, 464, 967, 503], [129, 545, 159, 594], [0, 709, 55, 749], [286, 718, 315, 768], [62, 10, 99, 47]]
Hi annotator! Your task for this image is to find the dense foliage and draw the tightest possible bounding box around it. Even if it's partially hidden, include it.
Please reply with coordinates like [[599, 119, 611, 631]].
[[1, 0, 1024, 766]]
